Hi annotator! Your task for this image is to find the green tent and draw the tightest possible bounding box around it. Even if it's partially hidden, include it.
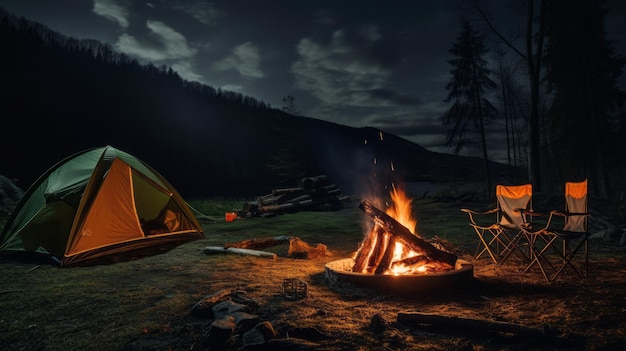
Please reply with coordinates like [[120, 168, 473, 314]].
[[0, 145, 204, 266]]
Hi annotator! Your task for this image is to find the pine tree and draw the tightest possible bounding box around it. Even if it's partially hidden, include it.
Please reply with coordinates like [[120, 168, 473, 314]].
[[442, 20, 498, 195]]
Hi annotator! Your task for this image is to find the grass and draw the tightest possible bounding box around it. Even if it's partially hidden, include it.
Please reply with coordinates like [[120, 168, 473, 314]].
[[0, 196, 470, 350], [1, 195, 625, 350]]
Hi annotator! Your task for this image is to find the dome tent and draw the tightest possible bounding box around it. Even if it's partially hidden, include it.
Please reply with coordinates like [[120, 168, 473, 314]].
[[0, 145, 203, 266]]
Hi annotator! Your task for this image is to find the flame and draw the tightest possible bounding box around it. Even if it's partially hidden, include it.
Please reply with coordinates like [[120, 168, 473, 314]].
[[354, 183, 436, 275], [385, 184, 417, 235], [384, 184, 424, 275]]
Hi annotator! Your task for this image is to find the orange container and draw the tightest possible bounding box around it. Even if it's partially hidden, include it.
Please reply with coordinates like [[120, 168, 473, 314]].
[[225, 212, 237, 222]]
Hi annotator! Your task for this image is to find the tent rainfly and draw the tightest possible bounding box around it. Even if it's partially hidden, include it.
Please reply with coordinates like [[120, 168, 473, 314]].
[[0, 145, 204, 266]]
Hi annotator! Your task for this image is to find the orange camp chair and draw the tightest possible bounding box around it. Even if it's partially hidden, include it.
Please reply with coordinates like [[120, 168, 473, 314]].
[[522, 179, 589, 282], [462, 184, 532, 264]]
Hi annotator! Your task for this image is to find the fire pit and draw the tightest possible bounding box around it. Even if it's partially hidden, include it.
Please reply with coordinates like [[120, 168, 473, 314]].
[[324, 258, 473, 296], [324, 187, 474, 296]]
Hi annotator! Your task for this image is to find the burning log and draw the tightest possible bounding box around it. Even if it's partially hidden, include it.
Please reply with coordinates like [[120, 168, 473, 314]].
[[374, 234, 397, 275], [359, 199, 457, 270], [352, 223, 384, 273]]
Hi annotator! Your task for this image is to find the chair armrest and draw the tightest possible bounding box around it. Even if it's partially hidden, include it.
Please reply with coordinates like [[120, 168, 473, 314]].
[[461, 208, 498, 227], [515, 209, 553, 233], [550, 210, 589, 217], [517, 209, 549, 217], [461, 208, 498, 215]]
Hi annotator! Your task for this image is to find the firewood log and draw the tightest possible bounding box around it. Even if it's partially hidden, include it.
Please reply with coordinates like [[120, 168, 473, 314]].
[[224, 235, 293, 250], [202, 246, 277, 259], [367, 229, 388, 272], [359, 199, 457, 268], [301, 175, 330, 190], [397, 312, 555, 338], [352, 223, 381, 273], [374, 235, 396, 275], [272, 187, 305, 195]]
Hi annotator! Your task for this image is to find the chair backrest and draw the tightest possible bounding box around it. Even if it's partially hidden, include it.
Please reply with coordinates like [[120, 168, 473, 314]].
[[496, 184, 532, 229], [563, 179, 588, 232]]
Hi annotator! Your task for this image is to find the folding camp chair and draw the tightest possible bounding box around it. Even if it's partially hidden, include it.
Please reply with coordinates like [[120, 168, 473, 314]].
[[522, 179, 589, 282], [461, 184, 532, 264]]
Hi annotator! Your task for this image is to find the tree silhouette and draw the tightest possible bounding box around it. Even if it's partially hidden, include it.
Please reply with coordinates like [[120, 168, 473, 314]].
[[442, 20, 498, 196], [470, 0, 546, 191]]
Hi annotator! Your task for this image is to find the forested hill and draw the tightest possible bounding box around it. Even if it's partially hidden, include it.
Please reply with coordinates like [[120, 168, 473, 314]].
[[0, 8, 507, 197]]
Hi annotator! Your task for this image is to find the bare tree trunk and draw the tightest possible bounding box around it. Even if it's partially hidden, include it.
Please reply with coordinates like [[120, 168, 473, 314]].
[[472, 0, 546, 189], [526, 0, 546, 192]]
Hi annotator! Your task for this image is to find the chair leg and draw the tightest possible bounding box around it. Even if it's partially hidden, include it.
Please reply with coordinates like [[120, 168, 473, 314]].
[[499, 231, 529, 264], [474, 228, 501, 264], [523, 234, 559, 282], [548, 238, 588, 282]]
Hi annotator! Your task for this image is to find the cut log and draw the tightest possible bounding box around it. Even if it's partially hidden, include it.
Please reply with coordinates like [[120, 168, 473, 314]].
[[352, 223, 381, 273], [272, 187, 305, 195], [374, 235, 396, 275], [301, 175, 331, 190], [367, 229, 388, 272], [359, 199, 457, 268], [224, 235, 293, 250], [397, 312, 555, 338], [203, 246, 277, 260]]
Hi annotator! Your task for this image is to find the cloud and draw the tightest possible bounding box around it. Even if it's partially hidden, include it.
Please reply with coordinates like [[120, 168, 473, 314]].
[[93, 0, 129, 30], [291, 29, 415, 111], [112, 19, 203, 82], [171, 1, 221, 25], [212, 42, 265, 79], [220, 84, 243, 92], [114, 20, 197, 61], [171, 61, 203, 82]]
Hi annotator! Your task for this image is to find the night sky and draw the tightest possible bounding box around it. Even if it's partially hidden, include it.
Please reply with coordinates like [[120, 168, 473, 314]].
[[1, 0, 625, 163]]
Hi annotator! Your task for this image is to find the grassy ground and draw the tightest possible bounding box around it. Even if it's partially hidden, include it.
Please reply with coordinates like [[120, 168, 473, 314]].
[[1, 195, 625, 350]]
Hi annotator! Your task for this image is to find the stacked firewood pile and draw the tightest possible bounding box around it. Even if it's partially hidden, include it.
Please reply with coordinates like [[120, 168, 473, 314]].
[[241, 175, 352, 217]]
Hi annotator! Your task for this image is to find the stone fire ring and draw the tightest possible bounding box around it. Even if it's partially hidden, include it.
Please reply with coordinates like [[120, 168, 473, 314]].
[[324, 258, 474, 296]]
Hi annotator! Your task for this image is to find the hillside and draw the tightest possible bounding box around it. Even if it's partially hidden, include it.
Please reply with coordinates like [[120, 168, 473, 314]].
[[0, 8, 515, 197]]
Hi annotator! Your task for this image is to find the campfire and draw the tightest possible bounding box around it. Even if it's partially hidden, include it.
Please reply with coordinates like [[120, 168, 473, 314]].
[[354, 185, 457, 275], [325, 185, 473, 295]]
